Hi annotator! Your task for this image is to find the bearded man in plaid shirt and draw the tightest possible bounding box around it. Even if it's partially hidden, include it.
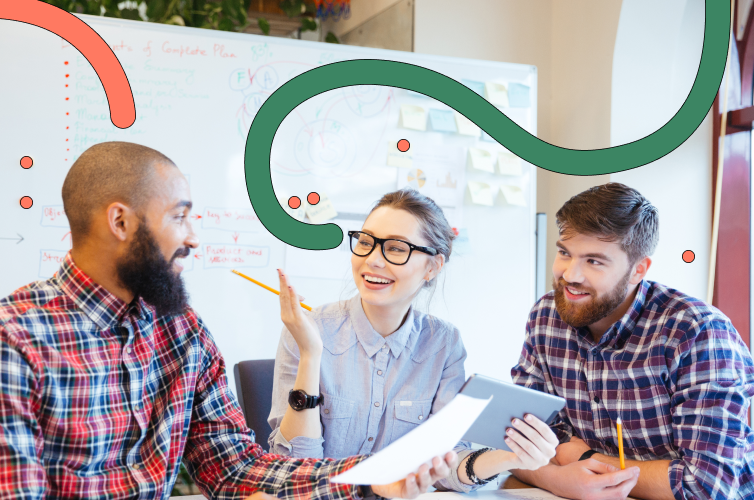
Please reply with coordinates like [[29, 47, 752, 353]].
[[0, 142, 458, 500], [510, 183, 754, 500]]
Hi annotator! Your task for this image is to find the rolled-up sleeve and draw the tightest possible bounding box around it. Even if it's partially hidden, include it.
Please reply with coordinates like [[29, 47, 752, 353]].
[[267, 327, 326, 459], [511, 319, 573, 444], [428, 327, 479, 493], [667, 317, 754, 500]]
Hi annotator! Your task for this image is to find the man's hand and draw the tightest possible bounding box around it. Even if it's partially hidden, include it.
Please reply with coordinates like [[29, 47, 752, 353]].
[[371, 452, 457, 499], [549, 459, 639, 500], [245, 492, 277, 500], [554, 436, 591, 466]]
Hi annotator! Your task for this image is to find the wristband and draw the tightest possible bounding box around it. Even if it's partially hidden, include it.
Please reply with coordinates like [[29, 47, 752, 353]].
[[579, 450, 598, 461], [354, 485, 387, 500], [465, 447, 498, 485]]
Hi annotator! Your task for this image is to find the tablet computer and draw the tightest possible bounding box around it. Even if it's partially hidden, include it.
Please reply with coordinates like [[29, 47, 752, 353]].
[[459, 374, 566, 452]]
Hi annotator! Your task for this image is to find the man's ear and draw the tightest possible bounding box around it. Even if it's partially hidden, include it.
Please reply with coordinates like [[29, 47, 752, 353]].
[[630, 256, 652, 284], [105, 202, 138, 242]]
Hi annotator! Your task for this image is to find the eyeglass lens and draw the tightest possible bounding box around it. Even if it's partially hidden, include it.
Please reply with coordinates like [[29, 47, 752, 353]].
[[350, 232, 412, 265]]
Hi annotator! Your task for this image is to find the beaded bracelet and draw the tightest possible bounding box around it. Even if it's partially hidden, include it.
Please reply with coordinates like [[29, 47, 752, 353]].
[[465, 447, 498, 485]]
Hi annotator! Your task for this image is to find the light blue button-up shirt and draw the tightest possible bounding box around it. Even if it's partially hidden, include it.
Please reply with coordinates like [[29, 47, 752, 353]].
[[267, 295, 477, 492]]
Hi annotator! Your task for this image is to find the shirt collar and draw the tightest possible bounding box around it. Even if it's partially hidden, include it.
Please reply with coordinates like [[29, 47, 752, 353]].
[[348, 296, 415, 358], [595, 279, 649, 347], [57, 252, 151, 330]]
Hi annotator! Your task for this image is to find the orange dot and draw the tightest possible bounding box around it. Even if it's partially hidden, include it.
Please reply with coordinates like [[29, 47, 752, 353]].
[[397, 139, 410, 152], [19, 156, 33, 169], [307, 192, 320, 205], [65, 74, 69, 77], [64, 61, 68, 65], [66, 112, 69, 115], [65, 97, 69, 101], [682, 250, 695, 263], [288, 196, 301, 209], [66, 126, 69, 130], [65, 84, 68, 87], [20, 196, 33, 209]]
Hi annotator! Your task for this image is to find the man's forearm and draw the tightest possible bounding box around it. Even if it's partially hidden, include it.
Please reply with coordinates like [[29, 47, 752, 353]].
[[509, 463, 559, 491], [590, 454, 673, 500]]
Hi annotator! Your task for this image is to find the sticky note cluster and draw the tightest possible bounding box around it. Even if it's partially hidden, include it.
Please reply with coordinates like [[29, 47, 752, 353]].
[[467, 148, 523, 176], [467, 182, 527, 207]]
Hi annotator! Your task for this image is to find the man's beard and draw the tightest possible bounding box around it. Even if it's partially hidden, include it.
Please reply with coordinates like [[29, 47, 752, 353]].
[[552, 269, 632, 329], [116, 221, 191, 318]]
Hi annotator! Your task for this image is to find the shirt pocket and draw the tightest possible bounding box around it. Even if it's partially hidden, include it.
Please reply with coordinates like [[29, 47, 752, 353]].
[[389, 399, 433, 443], [320, 393, 355, 458]]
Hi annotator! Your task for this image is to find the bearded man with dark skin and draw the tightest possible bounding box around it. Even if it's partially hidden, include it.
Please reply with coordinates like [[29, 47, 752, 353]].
[[0, 141, 456, 500], [509, 183, 754, 500]]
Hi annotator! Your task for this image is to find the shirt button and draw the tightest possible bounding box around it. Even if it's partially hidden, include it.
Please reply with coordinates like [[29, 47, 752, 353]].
[[126, 347, 131, 354], [593, 396, 600, 404], [324, 409, 330, 414], [377, 370, 383, 376], [133, 464, 140, 469], [374, 402, 380, 407], [418, 415, 423, 420], [382, 344, 388, 350], [368, 437, 374, 442]]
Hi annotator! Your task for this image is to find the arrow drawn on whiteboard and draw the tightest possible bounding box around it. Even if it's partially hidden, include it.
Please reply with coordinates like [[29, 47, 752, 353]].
[[0, 234, 24, 244]]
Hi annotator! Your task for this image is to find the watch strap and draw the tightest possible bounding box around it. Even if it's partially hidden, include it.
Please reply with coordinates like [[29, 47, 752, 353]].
[[579, 449, 598, 461]]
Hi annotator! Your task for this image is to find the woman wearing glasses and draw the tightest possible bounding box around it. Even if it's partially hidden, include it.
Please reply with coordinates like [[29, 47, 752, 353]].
[[267, 188, 559, 492]]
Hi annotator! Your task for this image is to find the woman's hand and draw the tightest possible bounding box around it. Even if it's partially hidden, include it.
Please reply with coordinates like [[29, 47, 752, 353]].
[[278, 269, 322, 357], [503, 414, 560, 471], [372, 452, 457, 499]]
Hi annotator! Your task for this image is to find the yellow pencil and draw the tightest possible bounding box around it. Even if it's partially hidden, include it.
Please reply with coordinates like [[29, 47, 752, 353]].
[[231, 270, 312, 311], [616, 417, 625, 470]]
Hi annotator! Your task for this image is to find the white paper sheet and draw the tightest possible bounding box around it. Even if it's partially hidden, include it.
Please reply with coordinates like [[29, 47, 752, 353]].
[[331, 394, 491, 485]]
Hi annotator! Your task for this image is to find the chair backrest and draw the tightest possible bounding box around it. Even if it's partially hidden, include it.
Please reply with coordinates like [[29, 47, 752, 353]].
[[233, 359, 276, 451]]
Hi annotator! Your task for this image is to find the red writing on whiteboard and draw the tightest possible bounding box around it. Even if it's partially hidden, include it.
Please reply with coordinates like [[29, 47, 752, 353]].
[[214, 44, 237, 58], [110, 41, 133, 52], [43, 207, 67, 222], [206, 246, 263, 256], [41, 252, 65, 264], [162, 41, 207, 57]]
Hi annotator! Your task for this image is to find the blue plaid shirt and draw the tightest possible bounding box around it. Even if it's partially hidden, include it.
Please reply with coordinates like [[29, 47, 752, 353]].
[[512, 280, 754, 500]]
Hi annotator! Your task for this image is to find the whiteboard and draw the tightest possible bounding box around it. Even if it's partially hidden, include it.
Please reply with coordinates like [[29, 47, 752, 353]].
[[0, 15, 537, 391]]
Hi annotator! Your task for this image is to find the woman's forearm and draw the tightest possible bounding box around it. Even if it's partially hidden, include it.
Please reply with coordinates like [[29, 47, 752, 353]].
[[457, 450, 517, 485], [279, 353, 323, 440]]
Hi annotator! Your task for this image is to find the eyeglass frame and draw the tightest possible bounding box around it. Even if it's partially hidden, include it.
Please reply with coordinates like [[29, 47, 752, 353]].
[[347, 230, 438, 266]]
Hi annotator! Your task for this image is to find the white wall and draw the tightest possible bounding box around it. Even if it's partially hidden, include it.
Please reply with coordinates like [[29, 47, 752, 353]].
[[611, 0, 711, 299]]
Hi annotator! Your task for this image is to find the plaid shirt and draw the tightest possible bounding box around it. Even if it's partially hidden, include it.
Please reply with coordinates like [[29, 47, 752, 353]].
[[512, 280, 754, 500], [0, 253, 365, 500]]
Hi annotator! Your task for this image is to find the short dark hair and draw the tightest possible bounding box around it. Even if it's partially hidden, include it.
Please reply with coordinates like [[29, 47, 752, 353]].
[[62, 142, 175, 240], [555, 182, 659, 264]]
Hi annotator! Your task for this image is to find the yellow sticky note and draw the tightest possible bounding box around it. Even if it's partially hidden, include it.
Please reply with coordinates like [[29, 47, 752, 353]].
[[467, 181, 495, 206], [399, 105, 427, 131], [485, 82, 509, 107], [286, 205, 307, 221], [306, 194, 338, 223], [387, 140, 413, 168], [467, 148, 494, 173], [499, 185, 527, 207], [497, 152, 523, 176], [454, 112, 480, 137]]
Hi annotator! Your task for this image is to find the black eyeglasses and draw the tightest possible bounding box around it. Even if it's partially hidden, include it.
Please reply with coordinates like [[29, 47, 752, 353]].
[[347, 231, 437, 265]]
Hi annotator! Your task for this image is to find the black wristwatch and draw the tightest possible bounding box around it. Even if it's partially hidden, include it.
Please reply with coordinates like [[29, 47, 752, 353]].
[[354, 485, 386, 500], [288, 389, 324, 411], [579, 450, 598, 461]]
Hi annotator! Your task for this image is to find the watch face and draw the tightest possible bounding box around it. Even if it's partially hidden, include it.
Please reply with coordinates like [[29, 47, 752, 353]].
[[290, 390, 308, 409]]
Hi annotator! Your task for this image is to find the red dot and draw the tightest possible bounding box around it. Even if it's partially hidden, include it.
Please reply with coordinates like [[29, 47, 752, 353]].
[[288, 196, 301, 209], [20, 197, 33, 209], [64, 61, 68, 65], [65, 74, 69, 77], [397, 139, 410, 152], [19, 156, 33, 169], [682, 250, 695, 263], [307, 192, 320, 205], [66, 126, 69, 130], [66, 112, 69, 115], [65, 84, 68, 87], [65, 139, 68, 142], [65, 97, 69, 101]]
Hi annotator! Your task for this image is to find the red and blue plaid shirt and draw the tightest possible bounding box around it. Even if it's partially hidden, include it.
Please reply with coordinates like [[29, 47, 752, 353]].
[[512, 280, 754, 500], [0, 253, 365, 500]]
